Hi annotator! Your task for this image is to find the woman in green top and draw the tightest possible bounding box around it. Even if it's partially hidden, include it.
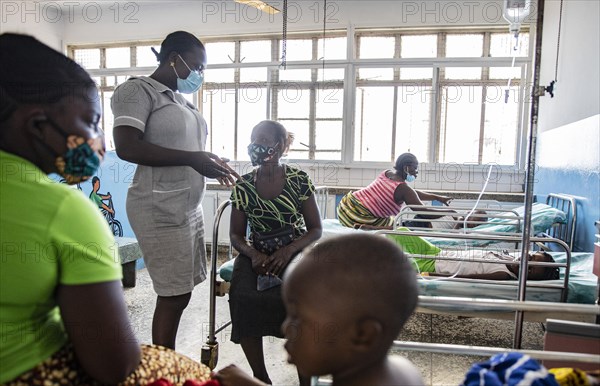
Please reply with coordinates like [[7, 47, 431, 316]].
[[0, 33, 209, 385], [229, 120, 323, 386]]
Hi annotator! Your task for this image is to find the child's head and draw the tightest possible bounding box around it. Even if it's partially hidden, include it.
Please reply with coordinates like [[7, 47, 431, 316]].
[[526, 251, 559, 280], [463, 210, 488, 228], [282, 233, 418, 378], [248, 120, 294, 166]]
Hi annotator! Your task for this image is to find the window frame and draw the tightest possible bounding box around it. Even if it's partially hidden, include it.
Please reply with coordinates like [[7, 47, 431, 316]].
[[68, 26, 532, 170]]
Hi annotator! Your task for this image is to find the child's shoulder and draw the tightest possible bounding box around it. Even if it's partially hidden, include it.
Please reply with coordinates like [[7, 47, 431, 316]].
[[385, 356, 424, 386]]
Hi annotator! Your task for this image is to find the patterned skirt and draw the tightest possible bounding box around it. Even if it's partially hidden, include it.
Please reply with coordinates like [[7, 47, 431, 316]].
[[5, 344, 211, 386], [336, 192, 394, 228]]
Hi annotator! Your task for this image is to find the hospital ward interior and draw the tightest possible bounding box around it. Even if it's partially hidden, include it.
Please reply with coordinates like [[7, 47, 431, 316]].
[[1, 0, 600, 385]]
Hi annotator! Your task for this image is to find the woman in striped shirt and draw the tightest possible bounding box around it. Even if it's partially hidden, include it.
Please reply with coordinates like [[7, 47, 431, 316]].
[[337, 153, 455, 229]]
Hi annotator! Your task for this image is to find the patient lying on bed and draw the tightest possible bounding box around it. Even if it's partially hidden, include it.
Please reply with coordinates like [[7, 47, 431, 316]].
[[214, 233, 424, 386], [413, 250, 559, 280]]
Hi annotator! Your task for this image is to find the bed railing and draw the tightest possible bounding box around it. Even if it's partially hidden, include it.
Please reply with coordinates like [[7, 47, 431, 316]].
[[545, 193, 577, 251], [374, 229, 573, 347], [312, 297, 600, 386], [201, 199, 232, 369], [394, 204, 522, 232], [314, 186, 330, 219]]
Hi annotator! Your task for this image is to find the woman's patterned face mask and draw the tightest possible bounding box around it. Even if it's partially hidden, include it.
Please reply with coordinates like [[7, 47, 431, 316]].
[[247, 142, 279, 166], [35, 118, 104, 184]]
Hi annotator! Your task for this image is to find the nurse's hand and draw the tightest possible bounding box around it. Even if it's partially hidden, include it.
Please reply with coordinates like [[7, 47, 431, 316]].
[[191, 152, 240, 185]]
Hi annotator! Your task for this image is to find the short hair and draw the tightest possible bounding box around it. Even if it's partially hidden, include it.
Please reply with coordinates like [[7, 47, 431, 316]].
[[0, 33, 96, 123], [151, 31, 205, 65], [303, 233, 418, 339], [394, 153, 418, 175], [253, 120, 295, 152], [531, 251, 560, 280]]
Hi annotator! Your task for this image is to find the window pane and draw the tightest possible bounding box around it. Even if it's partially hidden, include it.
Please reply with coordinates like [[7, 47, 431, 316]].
[[317, 68, 345, 81], [439, 86, 483, 163], [101, 91, 115, 150], [401, 35, 437, 58], [240, 40, 271, 63], [445, 67, 482, 79], [281, 120, 309, 160], [489, 66, 522, 80], [317, 37, 347, 60], [482, 85, 519, 165], [136, 45, 160, 67], [205, 42, 235, 64], [396, 86, 431, 160], [358, 68, 393, 81], [490, 33, 529, 57], [359, 36, 394, 59], [400, 68, 433, 80], [74, 49, 100, 69], [238, 87, 268, 160], [277, 87, 310, 119], [240, 68, 267, 82], [204, 68, 234, 83], [106, 47, 130, 68], [280, 39, 312, 61], [315, 120, 342, 160], [105, 75, 130, 88], [203, 88, 236, 157], [354, 87, 395, 162], [278, 69, 312, 82], [316, 87, 343, 118], [446, 34, 483, 57]]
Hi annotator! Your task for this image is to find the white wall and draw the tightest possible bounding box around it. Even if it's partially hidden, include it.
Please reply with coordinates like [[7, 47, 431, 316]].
[[1, 1, 64, 50], [538, 0, 600, 132], [53, 0, 513, 44]]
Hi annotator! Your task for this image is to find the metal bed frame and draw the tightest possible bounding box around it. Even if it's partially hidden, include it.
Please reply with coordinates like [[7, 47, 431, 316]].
[[311, 296, 600, 386], [200, 200, 584, 368], [544, 193, 577, 251]]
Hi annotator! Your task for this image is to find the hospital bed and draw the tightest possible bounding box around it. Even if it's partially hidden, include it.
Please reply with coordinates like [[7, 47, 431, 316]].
[[315, 187, 577, 251], [200, 201, 597, 369]]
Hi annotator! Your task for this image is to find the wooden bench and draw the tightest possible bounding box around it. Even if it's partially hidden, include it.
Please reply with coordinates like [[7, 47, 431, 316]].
[[115, 237, 143, 288]]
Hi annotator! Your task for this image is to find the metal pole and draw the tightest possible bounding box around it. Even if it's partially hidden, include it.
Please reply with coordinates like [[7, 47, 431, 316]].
[[514, 0, 546, 349]]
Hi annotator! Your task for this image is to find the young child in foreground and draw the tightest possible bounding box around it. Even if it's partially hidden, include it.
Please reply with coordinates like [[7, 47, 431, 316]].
[[213, 233, 424, 386]]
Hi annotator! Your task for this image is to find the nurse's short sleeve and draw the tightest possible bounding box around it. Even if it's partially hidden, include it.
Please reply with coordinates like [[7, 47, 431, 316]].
[[111, 79, 153, 133], [50, 191, 121, 285]]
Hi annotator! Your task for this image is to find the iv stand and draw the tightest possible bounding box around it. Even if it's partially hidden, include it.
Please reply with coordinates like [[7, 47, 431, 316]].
[[513, 0, 546, 349]]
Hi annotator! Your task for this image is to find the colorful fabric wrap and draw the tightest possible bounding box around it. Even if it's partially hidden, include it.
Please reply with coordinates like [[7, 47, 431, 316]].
[[336, 192, 394, 228], [461, 352, 559, 386]]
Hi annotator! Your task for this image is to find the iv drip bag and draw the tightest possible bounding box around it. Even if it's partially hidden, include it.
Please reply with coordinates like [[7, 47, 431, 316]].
[[503, 0, 532, 37]]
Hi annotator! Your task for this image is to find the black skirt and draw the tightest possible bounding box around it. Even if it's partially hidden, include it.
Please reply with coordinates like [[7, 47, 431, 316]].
[[228, 254, 287, 343]]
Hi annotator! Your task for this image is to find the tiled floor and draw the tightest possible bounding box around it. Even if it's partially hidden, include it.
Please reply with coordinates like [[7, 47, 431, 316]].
[[124, 268, 546, 386]]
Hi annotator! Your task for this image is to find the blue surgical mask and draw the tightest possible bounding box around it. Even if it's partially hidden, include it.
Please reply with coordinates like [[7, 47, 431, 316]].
[[405, 168, 416, 182], [248, 142, 279, 166], [173, 54, 204, 94]]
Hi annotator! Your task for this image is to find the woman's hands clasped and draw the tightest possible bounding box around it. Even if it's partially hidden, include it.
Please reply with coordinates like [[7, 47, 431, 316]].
[[191, 151, 240, 186], [263, 246, 295, 277]]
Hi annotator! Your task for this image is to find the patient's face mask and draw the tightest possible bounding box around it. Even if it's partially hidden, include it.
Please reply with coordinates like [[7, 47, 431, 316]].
[[35, 118, 103, 184], [405, 168, 416, 182], [172, 54, 204, 94], [248, 142, 280, 166]]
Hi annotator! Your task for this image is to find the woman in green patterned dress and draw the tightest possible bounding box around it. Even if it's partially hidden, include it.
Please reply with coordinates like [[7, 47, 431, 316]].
[[228, 120, 322, 386]]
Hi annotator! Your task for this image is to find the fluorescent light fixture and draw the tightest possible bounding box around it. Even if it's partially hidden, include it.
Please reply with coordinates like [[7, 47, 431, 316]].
[[234, 0, 280, 14]]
